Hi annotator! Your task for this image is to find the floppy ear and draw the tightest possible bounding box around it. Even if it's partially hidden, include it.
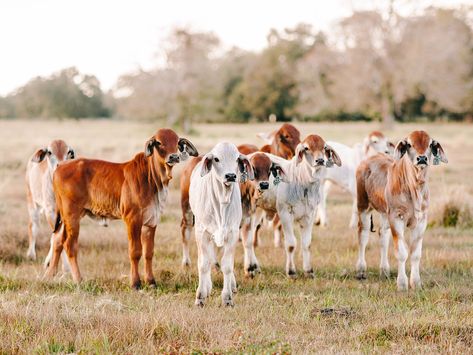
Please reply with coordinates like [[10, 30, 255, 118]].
[[67, 148, 75, 160], [178, 138, 199, 161], [31, 148, 48, 163], [295, 143, 305, 164], [144, 137, 160, 157], [430, 140, 448, 164], [270, 162, 286, 184], [394, 139, 409, 160], [324, 144, 342, 167], [200, 154, 213, 177], [238, 154, 255, 182]]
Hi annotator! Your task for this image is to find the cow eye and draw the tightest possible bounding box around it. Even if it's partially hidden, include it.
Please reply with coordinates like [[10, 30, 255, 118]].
[[304, 146, 309, 151], [47, 150, 52, 156], [214, 157, 219, 163]]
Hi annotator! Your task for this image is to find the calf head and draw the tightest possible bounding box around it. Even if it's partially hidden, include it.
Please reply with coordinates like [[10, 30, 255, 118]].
[[145, 128, 198, 177], [394, 130, 448, 169], [200, 142, 254, 186], [296, 134, 342, 170], [31, 139, 74, 171], [274, 123, 301, 159], [248, 153, 285, 193], [363, 131, 395, 156]]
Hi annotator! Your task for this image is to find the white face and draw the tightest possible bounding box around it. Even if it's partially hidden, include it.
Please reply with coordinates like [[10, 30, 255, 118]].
[[201, 142, 246, 186], [367, 135, 394, 156], [45, 145, 74, 171]]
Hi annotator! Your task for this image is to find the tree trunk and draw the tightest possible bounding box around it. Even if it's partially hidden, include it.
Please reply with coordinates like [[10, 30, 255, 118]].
[[381, 93, 395, 129]]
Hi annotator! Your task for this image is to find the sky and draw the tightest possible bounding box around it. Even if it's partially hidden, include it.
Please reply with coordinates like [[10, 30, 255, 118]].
[[0, 0, 471, 95]]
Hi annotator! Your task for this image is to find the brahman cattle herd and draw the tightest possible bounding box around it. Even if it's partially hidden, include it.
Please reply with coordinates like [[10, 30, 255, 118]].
[[25, 124, 447, 306]]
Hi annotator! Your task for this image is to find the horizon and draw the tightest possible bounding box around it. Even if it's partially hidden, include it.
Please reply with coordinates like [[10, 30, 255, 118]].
[[1, 0, 471, 96]]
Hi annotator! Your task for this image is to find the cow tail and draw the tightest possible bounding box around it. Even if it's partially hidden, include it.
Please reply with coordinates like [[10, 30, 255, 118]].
[[370, 214, 375, 233], [53, 212, 62, 233]]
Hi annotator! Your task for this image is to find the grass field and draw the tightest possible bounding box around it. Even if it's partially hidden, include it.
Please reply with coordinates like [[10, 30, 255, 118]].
[[0, 120, 472, 354]]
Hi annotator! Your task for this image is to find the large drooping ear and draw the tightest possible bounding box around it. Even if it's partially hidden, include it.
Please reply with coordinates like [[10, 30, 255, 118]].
[[200, 153, 213, 177], [144, 137, 160, 157], [238, 154, 255, 182], [394, 139, 409, 160], [270, 162, 286, 184], [324, 144, 342, 167], [430, 140, 448, 164], [67, 147, 75, 160], [295, 143, 305, 164], [257, 131, 275, 144], [178, 138, 199, 161], [31, 148, 48, 163]]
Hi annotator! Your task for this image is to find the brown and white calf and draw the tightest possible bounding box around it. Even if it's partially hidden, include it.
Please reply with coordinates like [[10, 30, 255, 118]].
[[25, 139, 75, 266], [356, 130, 447, 290], [264, 135, 341, 277], [45, 129, 198, 288]]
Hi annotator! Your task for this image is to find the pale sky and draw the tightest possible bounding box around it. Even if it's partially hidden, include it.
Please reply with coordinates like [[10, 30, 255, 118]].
[[0, 0, 471, 95]]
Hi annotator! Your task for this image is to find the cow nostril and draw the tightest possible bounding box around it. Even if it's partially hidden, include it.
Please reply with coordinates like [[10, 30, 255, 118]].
[[316, 158, 325, 165], [259, 182, 269, 190], [225, 173, 236, 181]]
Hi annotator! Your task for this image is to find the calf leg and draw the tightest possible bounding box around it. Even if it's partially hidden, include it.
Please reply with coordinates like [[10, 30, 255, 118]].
[[349, 198, 358, 229], [62, 218, 82, 283], [390, 216, 408, 291], [278, 209, 297, 278], [316, 180, 331, 227], [221, 230, 238, 306], [240, 216, 260, 277], [141, 225, 156, 286], [409, 216, 427, 289], [272, 214, 283, 248], [195, 229, 213, 306], [379, 214, 391, 278], [126, 218, 143, 289], [26, 204, 40, 260], [356, 211, 371, 279], [300, 216, 315, 278], [180, 209, 193, 267], [44, 224, 66, 279]]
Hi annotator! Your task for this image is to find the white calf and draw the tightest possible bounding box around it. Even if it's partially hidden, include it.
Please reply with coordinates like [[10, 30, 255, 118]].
[[265, 134, 341, 277], [189, 142, 254, 306], [25, 139, 74, 269]]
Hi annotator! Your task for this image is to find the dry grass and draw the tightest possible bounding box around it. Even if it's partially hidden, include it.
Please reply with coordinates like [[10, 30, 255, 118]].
[[0, 120, 472, 354]]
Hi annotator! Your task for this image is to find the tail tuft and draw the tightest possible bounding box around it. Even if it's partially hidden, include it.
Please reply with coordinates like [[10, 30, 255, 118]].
[[53, 212, 62, 233]]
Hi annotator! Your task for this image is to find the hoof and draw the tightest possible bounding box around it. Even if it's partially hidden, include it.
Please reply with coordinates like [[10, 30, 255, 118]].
[[397, 278, 408, 291], [380, 268, 391, 279], [304, 269, 315, 279], [147, 279, 157, 288], [356, 270, 367, 280], [222, 295, 234, 307], [410, 279, 422, 290], [287, 269, 297, 279], [131, 280, 142, 290], [195, 298, 205, 307], [26, 251, 36, 261], [245, 264, 260, 278]]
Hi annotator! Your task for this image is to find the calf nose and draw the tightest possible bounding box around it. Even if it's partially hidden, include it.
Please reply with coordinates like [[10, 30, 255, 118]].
[[168, 153, 180, 163], [417, 155, 427, 164], [225, 173, 237, 182], [259, 181, 269, 190], [316, 158, 325, 166]]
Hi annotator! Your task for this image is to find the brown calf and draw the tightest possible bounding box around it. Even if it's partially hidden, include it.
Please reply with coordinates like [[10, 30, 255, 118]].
[[356, 130, 447, 290], [258, 123, 301, 159], [45, 129, 198, 289]]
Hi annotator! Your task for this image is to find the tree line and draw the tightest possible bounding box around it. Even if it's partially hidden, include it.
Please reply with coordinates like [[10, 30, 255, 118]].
[[1, 7, 472, 127]]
